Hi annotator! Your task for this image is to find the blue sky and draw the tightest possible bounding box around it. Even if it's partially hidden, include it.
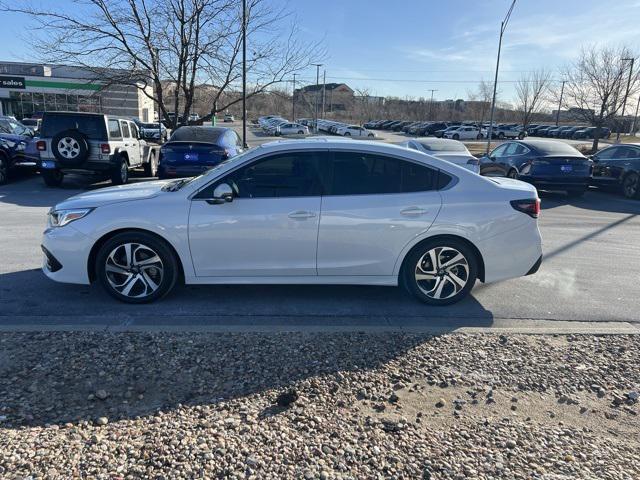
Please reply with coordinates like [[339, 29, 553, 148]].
[[1, 0, 639, 103]]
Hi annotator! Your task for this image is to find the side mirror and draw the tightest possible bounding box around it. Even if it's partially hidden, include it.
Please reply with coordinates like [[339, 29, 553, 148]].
[[207, 183, 234, 205]]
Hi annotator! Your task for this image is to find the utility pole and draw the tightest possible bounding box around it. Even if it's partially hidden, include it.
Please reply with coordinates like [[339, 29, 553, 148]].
[[292, 73, 297, 120], [241, 0, 248, 148], [555, 80, 566, 126], [311, 63, 322, 133], [322, 69, 326, 118], [616, 57, 635, 142], [427, 89, 438, 120], [630, 95, 640, 136], [486, 0, 516, 154]]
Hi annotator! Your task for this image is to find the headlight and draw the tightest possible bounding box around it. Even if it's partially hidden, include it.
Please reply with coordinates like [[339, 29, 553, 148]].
[[48, 208, 93, 227]]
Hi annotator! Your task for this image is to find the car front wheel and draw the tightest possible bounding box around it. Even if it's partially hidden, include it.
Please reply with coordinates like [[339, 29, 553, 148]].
[[96, 232, 179, 303], [402, 239, 478, 305]]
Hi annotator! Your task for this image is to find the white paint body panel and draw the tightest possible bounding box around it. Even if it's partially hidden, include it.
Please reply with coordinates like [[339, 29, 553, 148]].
[[42, 138, 542, 293]]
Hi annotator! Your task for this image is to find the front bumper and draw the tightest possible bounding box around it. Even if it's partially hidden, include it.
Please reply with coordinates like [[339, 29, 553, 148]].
[[41, 225, 92, 284]]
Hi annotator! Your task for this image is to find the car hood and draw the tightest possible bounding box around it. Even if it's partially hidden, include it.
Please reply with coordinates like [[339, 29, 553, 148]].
[[54, 180, 173, 210]]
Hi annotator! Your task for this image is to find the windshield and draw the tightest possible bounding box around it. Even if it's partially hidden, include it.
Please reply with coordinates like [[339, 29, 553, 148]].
[[163, 147, 256, 191], [169, 127, 223, 143], [0, 118, 30, 136]]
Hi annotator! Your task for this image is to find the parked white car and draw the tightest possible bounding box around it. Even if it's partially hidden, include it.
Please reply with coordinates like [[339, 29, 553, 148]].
[[42, 138, 542, 306], [443, 126, 484, 140], [336, 125, 376, 138], [401, 138, 480, 174], [276, 122, 309, 135]]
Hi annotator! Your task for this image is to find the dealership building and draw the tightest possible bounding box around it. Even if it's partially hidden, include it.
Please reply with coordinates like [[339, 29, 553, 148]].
[[0, 61, 155, 122]]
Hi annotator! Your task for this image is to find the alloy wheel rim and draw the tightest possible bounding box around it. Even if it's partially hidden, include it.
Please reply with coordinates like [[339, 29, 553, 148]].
[[105, 243, 163, 298], [415, 247, 469, 299], [121, 162, 128, 182], [58, 137, 80, 159], [0, 159, 6, 183], [624, 175, 638, 197]]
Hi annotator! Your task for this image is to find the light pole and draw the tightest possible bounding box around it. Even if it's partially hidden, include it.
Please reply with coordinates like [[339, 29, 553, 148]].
[[630, 95, 640, 136], [241, 0, 248, 148], [322, 69, 326, 118], [555, 80, 566, 127], [292, 73, 297, 120], [616, 57, 635, 142], [311, 63, 323, 133], [427, 89, 438, 120], [486, 0, 516, 154]]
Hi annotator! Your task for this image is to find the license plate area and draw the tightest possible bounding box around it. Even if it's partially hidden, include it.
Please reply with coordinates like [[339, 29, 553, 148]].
[[184, 153, 199, 161], [41, 160, 57, 169], [560, 165, 573, 172]]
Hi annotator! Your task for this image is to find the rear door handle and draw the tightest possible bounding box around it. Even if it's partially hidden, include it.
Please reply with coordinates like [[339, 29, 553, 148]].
[[288, 210, 316, 219], [400, 207, 428, 216]]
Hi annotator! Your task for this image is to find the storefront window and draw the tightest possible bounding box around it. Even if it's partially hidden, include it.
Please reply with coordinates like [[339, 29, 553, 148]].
[[45, 93, 57, 111]]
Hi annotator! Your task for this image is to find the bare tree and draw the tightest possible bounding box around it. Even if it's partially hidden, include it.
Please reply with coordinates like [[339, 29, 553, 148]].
[[1, 0, 323, 129], [514, 69, 552, 129], [560, 45, 639, 151], [466, 80, 493, 124]]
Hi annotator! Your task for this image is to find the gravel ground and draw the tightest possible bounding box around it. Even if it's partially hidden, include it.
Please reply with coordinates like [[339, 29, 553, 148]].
[[1, 332, 639, 479]]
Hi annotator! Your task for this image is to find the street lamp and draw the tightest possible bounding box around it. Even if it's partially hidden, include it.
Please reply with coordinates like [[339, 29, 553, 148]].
[[427, 89, 438, 120], [241, 0, 248, 148], [486, 0, 517, 154], [311, 63, 323, 133], [616, 57, 635, 142]]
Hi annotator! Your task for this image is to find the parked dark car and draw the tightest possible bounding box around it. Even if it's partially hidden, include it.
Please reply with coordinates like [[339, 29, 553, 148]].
[[559, 126, 585, 138], [590, 144, 640, 199], [481, 139, 592, 196], [401, 121, 419, 133], [0, 116, 38, 185], [572, 126, 611, 139], [535, 126, 554, 137], [158, 126, 243, 179], [528, 125, 549, 136], [420, 122, 448, 136]]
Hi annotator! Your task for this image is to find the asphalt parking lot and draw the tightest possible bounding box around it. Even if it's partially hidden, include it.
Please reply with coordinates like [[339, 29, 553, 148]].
[[1, 124, 639, 331]]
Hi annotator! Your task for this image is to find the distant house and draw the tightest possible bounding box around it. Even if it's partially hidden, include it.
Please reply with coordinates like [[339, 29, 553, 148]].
[[294, 83, 354, 113]]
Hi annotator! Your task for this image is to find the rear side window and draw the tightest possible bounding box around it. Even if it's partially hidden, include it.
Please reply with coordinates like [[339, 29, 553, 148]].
[[108, 119, 122, 139], [328, 152, 439, 195], [41, 114, 107, 140], [120, 121, 131, 138]]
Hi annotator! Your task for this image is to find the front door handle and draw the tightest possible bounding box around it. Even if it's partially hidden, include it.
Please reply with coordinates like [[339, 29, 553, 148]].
[[401, 207, 427, 216], [288, 210, 316, 219]]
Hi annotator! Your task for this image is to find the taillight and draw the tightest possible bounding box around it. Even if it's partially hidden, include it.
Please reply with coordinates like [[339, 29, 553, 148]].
[[36, 140, 46, 151], [510, 198, 540, 219], [100, 143, 111, 154]]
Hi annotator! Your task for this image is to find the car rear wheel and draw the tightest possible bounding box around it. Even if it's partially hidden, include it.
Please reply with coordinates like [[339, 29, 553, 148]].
[[111, 156, 129, 185], [96, 232, 179, 304], [368, 133, 375, 138], [622, 172, 639, 199], [476, 133, 483, 140], [144, 151, 158, 177], [498, 132, 505, 139], [452, 134, 460, 140], [507, 169, 518, 179], [344, 132, 351, 136], [42, 169, 64, 187], [402, 239, 478, 306], [298, 130, 304, 135], [0, 155, 7, 185]]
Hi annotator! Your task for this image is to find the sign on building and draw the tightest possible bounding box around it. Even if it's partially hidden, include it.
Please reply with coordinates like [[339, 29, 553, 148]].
[[0, 76, 26, 89]]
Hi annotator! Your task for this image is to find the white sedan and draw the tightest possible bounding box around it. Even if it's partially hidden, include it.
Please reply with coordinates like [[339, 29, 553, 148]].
[[336, 125, 376, 138], [443, 126, 484, 140], [42, 138, 542, 305], [401, 138, 480, 174], [276, 122, 309, 135]]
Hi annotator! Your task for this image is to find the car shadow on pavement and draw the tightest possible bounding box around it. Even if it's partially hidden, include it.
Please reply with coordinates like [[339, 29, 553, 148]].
[[539, 189, 640, 215]]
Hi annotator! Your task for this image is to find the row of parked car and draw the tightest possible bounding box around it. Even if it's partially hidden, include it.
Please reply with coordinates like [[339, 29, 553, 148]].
[[364, 119, 526, 140], [527, 124, 612, 139], [257, 116, 310, 136]]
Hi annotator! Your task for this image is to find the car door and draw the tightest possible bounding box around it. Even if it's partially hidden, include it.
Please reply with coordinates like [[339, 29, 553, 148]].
[[128, 122, 145, 164], [480, 143, 510, 176], [591, 146, 621, 187], [188, 150, 324, 277], [317, 150, 442, 276]]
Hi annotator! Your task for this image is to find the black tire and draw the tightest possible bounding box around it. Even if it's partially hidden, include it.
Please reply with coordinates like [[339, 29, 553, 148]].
[[566, 188, 586, 198], [298, 130, 304, 135], [0, 154, 8, 185], [476, 133, 483, 140], [42, 169, 64, 187], [368, 133, 375, 138], [96, 231, 179, 304], [111, 156, 129, 185], [498, 132, 505, 139], [622, 172, 640, 199], [143, 151, 158, 177], [401, 238, 478, 306], [344, 132, 351, 136], [452, 134, 460, 140], [507, 169, 518, 179], [51, 129, 89, 167]]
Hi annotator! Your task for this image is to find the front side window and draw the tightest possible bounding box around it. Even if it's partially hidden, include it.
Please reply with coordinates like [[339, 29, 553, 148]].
[[490, 144, 509, 158], [222, 151, 324, 198]]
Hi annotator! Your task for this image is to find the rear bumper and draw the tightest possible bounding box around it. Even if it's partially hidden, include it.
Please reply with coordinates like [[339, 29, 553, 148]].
[[518, 175, 590, 190]]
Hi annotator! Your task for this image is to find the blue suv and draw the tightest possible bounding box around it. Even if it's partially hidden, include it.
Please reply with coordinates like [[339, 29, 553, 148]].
[[0, 116, 39, 185]]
